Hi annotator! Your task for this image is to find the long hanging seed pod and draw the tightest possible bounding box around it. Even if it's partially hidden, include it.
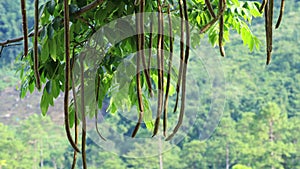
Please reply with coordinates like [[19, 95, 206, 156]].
[[21, 0, 28, 57], [152, 0, 164, 137], [34, 0, 41, 90], [148, 14, 153, 77], [71, 49, 79, 169], [63, 0, 81, 153], [267, 0, 274, 65], [275, 0, 285, 29], [200, 0, 226, 34], [95, 73, 106, 141], [265, 0, 273, 65], [163, 5, 173, 137], [258, 0, 275, 64], [132, 3, 145, 137], [259, 0, 267, 13], [205, 0, 216, 18], [140, 0, 153, 97], [173, 0, 185, 114], [80, 56, 87, 169], [218, 0, 225, 57], [166, 0, 190, 141]]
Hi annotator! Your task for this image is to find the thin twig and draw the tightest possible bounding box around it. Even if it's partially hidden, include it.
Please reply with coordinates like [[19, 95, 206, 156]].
[[77, 16, 96, 33], [74, 0, 104, 16], [0, 44, 22, 57], [0, 0, 105, 47], [200, 0, 226, 34]]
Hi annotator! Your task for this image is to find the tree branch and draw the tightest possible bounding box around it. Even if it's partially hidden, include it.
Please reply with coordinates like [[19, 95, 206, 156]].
[[73, 0, 104, 16], [0, 0, 104, 47]]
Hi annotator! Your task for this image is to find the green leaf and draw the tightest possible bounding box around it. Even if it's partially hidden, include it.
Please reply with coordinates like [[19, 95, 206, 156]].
[[20, 86, 27, 99], [230, 0, 239, 6], [40, 5, 50, 25], [47, 25, 55, 40], [40, 91, 49, 116], [45, 80, 52, 94], [107, 100, 118, 114], [52, 17, 63, 31], [48, 39, 57, 61], [41, 40, 49, 62], [69, 4, 79, 14], [29, 81, 35, 93], [249, 36, 254, 51], [52, 80, 60, 98], [196, 15, 201, 25], [142, 95, 153, 130], [46, 0, 56, 15], [48, 94, 54, 106]]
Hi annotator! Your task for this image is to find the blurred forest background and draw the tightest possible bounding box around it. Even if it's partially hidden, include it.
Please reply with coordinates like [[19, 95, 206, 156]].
[[1, 0, 300, 168]]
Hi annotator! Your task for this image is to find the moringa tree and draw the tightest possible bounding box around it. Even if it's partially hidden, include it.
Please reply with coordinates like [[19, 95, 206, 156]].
[[0, 0, 285, 168]]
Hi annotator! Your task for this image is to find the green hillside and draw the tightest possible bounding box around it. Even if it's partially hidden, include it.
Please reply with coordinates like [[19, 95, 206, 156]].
[[0, 0, 300, 168]]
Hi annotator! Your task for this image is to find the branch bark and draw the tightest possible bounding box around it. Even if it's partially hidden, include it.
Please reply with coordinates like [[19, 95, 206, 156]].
[[0, 0, 104, 47]]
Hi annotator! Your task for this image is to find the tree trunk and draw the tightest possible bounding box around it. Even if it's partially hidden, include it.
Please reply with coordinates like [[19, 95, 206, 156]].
[[226, 143, 230, 169], [158, 136, 163, 169]]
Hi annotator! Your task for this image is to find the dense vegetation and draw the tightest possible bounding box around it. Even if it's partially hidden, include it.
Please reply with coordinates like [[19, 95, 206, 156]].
[[1, 0, 300, 168]]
